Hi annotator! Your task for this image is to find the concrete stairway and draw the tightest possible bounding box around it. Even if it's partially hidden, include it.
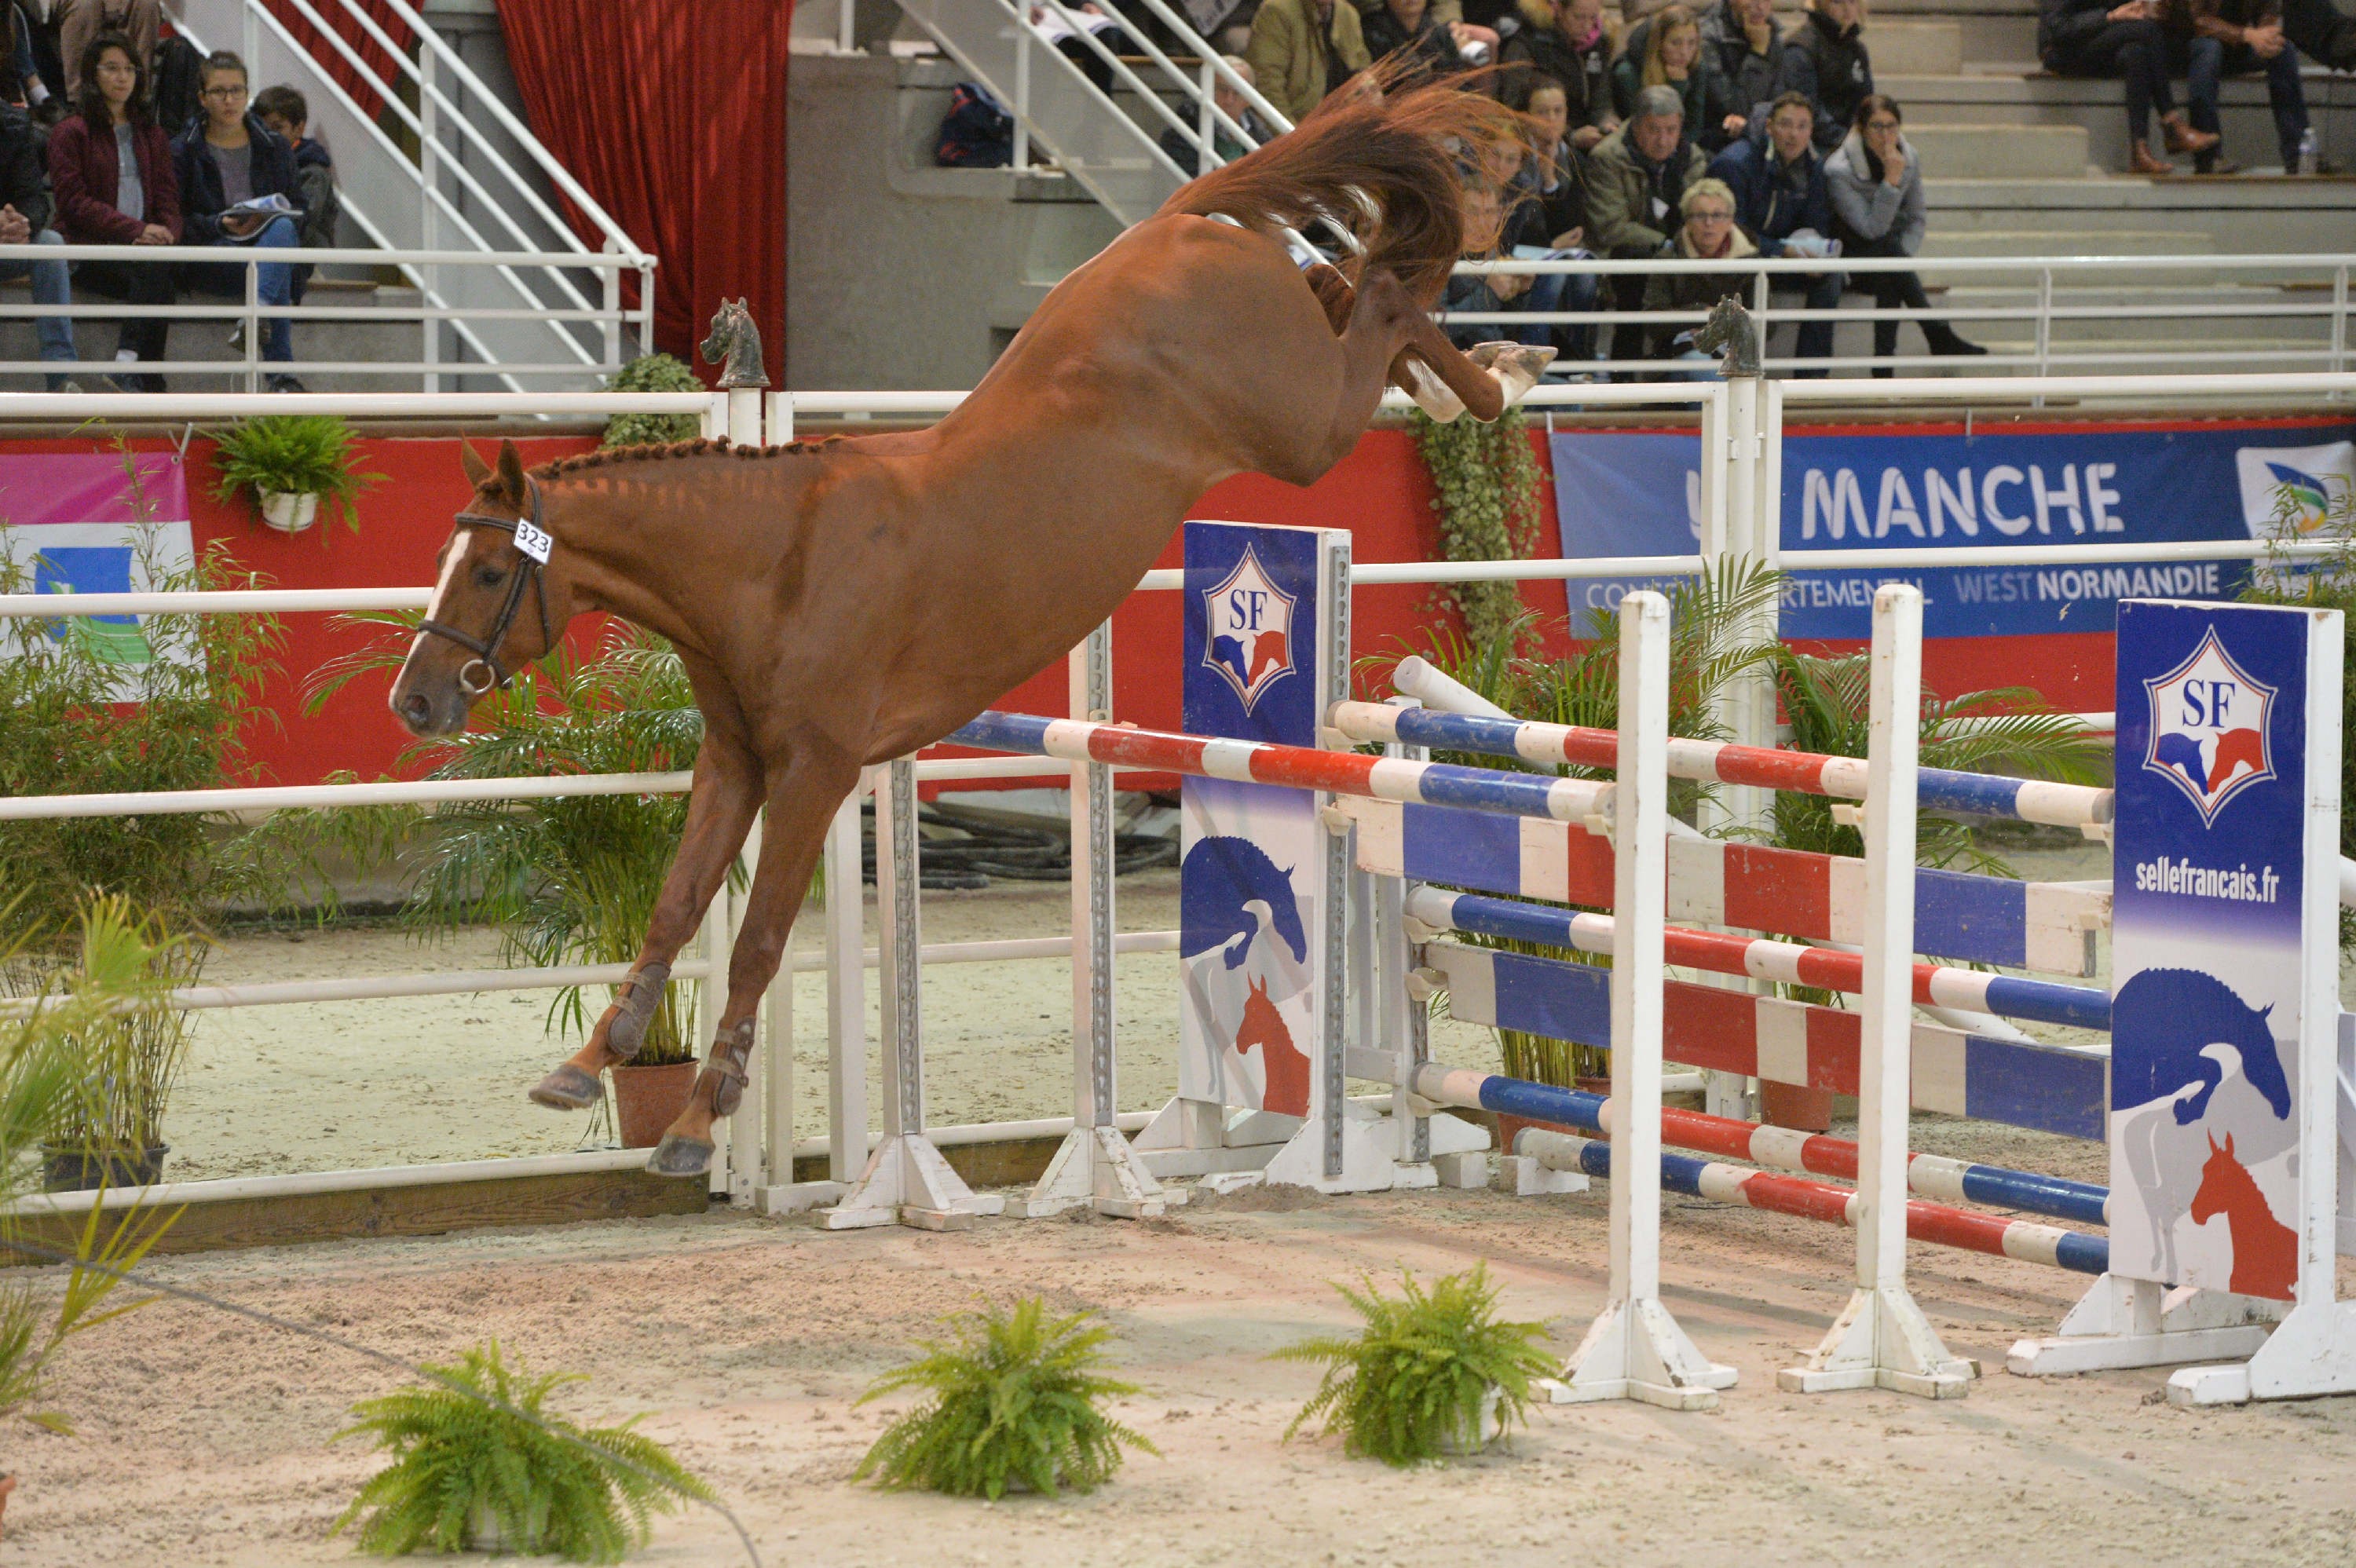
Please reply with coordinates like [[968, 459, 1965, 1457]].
[[0, 276, 431, 393]]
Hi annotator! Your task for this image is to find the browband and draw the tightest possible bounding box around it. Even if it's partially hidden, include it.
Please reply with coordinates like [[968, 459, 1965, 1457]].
[[417, 477, 555, 695]]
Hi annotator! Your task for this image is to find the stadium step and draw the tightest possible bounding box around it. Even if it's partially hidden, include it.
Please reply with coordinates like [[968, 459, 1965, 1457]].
[[1870, 20, 1966, 75], [0, 280, 426, 394], [1901, 121, 2096, 178], [1883, 69, 2356, 177], [1925, 174, 2356, 252], [1857, 0, 2041, 65]]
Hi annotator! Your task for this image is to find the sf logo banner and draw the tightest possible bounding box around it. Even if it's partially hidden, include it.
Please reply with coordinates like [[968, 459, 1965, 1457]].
[[1199, 543, 1297, 713], [2142, 627, 2276, 826]]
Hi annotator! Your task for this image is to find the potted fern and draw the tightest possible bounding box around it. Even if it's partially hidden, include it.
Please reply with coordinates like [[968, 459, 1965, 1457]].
[[600, 353, 704, 448], [1274, 1266, 1556, 1464], [333, 1340, 711, 1559], [208, 414, 385, 535], [855, 1297, 1158, 1499]]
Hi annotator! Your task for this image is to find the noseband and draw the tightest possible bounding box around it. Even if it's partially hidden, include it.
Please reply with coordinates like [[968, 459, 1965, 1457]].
[[417, 477, 555, 696]]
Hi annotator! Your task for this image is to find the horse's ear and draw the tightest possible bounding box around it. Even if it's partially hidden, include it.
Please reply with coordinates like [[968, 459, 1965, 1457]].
[[495, 439, 528, 506], [2222, 1131, 2237, 1158], [2208, 1130, 2223, 1155], [459, 440, 491, 488]]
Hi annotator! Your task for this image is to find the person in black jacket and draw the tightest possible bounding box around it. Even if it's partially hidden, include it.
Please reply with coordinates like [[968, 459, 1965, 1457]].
[[1501, 0, 1618, 151], [0, 101, 76, 388], [2040, 0, 2211, 171], [1783, 0, 1871, 152], [1360, 0, 1469, 83], [255, 83, 338, 304], [1708, 93, 1842, 371], [170, 49, 303, 389]]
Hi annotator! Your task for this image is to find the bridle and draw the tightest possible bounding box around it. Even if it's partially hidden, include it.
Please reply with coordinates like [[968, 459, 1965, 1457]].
[[416, 477, 555, 696]]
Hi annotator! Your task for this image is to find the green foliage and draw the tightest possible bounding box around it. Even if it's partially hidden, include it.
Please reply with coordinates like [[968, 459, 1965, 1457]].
[[332, 1340, 711, 1563], [39, 896, 199, 1155], [0, 895, 178, 1435], [601, 354, 704, 448], [307, 621, 709, 1063], [1410, 407, 1548, 651], [854, 1297, 1158, 1500], [1273, 1266, 1554, 1467], [2244, 476, 2356, 883], [207, 415, 386, 533]]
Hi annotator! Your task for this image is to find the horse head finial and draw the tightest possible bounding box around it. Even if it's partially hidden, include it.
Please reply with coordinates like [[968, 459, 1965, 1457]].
[[1692, 297, 1762, 379], [701, 298, 770, 391]]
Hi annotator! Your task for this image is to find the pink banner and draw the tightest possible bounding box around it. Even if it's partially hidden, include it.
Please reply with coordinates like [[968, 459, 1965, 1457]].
[[0, 454, 188, 528]]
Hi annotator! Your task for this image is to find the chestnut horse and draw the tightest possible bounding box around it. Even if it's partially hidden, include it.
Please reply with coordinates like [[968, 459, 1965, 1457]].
[[390, 84, 1551, 1176]]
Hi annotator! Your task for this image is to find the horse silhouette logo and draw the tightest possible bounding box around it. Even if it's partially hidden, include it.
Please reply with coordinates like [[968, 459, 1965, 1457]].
[[1235, 975, 1312, 1116], [2188, 1131, 2299, 1299], [2141, 627, 2275, 825], [1180, 835, 1308, 970], [1200, 542, 1297, 712]]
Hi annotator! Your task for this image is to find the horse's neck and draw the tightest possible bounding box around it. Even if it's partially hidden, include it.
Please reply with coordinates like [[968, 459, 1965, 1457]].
[[543, 465, 744, 643]]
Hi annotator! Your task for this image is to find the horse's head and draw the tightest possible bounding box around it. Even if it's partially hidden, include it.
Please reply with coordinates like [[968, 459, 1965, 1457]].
[[698, 299, 746, 370], [2188, 1130, 2244, 1226], [388, 439, 573, 737], [1235, 974, 1288, 1057]]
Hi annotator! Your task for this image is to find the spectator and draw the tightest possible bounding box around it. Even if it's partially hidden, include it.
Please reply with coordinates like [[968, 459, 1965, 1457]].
[[4, 2, 46, 109], [2163, 0, 2310, 174], [1699, 0, 1788, 138], [1709, 90, 1843, 373], [1030, 3, 1135, 95], [1441, 179, 1541, 350], [1611, 5, 1732, 146], [1361, 0, 1470, 85], [1158, 56, 1269, 174], [2040, 0, 2211, 173], [1783, 0, 1871, 153], [1586, 82, 1705, 364], [55, 0, 153, 97], [1504, 76, 1588, 250], [172, 49, 305, 391], [2269, 0, 2356, 70], [254, 82, 338, 302], [1502, 0, 1617, 151], [1824, 93, 1985, 372], [1246, 0, 1371, 126], [1641, 177, 1761, 369], [0, 97, 76, 388], [47, 30, 175, 391]]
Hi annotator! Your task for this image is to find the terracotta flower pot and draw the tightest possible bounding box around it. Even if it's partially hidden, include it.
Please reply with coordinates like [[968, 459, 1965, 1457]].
[[609, 1061, 698, 1149], [258, 489, 321, 533], [1759, 1080, 1834, 1133], [41, 1142, 169, 1192], [0, 1472, 16, 1539]]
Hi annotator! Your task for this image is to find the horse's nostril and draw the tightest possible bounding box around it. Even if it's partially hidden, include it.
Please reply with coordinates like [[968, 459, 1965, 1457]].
[[400, 693, 433, 728]]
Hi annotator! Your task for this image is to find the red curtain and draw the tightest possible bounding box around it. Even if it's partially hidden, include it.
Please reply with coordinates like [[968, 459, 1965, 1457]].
[[262, 1, 412, 123], [496, 2, 791, 386]]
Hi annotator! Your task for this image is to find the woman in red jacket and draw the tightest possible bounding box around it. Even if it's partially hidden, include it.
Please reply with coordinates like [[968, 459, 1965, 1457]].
[[47, 31, 177, 390]]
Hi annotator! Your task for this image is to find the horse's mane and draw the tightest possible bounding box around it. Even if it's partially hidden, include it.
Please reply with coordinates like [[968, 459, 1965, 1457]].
[[1160, 70, 1522, 305], [532, 435, 840, 481]]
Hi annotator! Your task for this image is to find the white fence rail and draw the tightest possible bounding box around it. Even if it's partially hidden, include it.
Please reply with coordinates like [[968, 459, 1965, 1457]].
[[5, 370, 2350, 1221]]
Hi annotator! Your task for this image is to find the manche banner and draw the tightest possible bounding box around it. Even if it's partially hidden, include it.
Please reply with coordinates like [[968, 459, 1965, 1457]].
[[1551, 423, 2354, 638]]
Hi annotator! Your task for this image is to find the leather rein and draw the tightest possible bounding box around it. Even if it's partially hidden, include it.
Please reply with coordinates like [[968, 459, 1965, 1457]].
[[416, 477, 555, 696]]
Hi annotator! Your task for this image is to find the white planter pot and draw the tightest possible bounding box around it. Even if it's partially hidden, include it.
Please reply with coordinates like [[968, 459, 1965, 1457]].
[[1440, 1385, 1505, 1456], [258, 489, 321, 534]]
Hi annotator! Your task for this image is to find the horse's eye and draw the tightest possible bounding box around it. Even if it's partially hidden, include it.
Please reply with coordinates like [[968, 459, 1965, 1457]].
[[474, 565, 505, 588]]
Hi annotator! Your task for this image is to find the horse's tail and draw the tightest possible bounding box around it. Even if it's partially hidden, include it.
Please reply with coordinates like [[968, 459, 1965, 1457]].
[[1160, 75, 1520, 305]]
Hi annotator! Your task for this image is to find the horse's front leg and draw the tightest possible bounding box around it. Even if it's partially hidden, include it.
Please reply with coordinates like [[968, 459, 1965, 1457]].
[[646, 747, 863, 1177], [527, 714, 764, 1111]]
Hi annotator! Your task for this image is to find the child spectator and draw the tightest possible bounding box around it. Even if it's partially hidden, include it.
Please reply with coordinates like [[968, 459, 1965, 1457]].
[[1502, 0, 1618, 151], [1245, 0, 1371, 126], [255, 82, 337, 301], [1612, 6, 1733, 148], [1709, 90, 1843, 372], [1824, 93, 1985, 371], [171, 49, 305, 390], [47, 30, 176, 391], [2162, 0, 2309, 174], [1783, 0, 1871, 152]]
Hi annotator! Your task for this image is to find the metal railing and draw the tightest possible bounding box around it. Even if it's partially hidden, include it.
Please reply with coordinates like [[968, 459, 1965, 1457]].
[[0, 244, 653, 393]]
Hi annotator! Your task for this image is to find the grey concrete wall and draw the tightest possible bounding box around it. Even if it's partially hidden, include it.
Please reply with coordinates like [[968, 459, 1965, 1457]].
[[788, 52, 1121, 390]]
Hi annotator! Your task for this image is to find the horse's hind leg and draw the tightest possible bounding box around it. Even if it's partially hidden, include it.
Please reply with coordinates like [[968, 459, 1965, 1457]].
[[1301, 262, 1550, 420], [646, 747, 862, 1177]]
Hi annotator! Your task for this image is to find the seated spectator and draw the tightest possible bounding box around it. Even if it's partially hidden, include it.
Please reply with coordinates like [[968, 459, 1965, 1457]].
[[254, 83, 338, 303], [1586, 83, 1706, 365], [1502, 0, 1617, 152], [172, 49, 305, 392], [1440, 179, 1540, 350], [1612, 6, 1733, 148], [1158, 56, 1270, 174], [1641, 177, 1761, 371], [1824, 94, 1985, 372], [46, 31, 175, 392], [1709, 90, 1842, 374], [0, 99, 75, 388], [56, 0, 155, 97], [1699, 0, 1789, 140], [2040, 0, 2211, 173], [2163, 0, 2309, 174], [1480, 124, 1601, 357], [1784, 0, 1871, 153], [1030, 3, 1135, 95], [1246, 0, 1371, 126], [1361, 0, 1470, 85]]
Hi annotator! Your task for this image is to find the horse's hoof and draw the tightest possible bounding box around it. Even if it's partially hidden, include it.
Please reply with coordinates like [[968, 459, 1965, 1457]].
[[1469, 342, 1557, 406], [646, 1134, 715, 1179], [528, 1063, 603, 1110]]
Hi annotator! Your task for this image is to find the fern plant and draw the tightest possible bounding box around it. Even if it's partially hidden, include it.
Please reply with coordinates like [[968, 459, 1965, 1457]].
[[1274, 1266, 1554, 1466], [207, 414, 386, 533], [331, 1340, 711, 1563], [601, 353, 704, 448], [854, 1297, 1158, 1500]]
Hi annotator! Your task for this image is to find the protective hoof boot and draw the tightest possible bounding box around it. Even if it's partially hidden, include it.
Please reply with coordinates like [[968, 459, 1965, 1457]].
[[528, 1062, 603, 1110], [646, 1134, 715, 1179]]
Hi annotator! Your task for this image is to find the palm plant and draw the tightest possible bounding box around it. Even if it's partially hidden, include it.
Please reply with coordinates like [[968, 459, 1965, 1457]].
[[332, 1340, 712, 1562], [309, 621, 711, 1063], [1273, 1266, 1555, 1466], [2246, 475, 2356, 871], [854, 1297, 1157, 1500]]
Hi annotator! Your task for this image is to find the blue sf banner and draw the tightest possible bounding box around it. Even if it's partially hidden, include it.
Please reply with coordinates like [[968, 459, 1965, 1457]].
[[1549, 425, 2354, 638]]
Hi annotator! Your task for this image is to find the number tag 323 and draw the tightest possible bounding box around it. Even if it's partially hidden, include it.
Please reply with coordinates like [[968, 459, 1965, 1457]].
[[513, 517, 553, 564]]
